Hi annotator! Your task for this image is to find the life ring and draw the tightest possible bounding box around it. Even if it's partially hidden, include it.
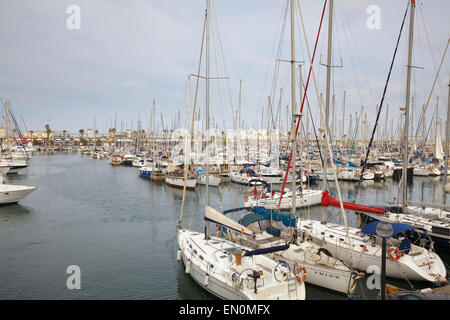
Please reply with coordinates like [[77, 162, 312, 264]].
[[295, 266, 307, 282], [244, 193, 248, 202], [388, 247, 401, 260]]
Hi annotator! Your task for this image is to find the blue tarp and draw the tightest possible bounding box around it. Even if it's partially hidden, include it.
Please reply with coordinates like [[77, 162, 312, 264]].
[[253, 207, 297, 228], [361, 221, 414, 236]]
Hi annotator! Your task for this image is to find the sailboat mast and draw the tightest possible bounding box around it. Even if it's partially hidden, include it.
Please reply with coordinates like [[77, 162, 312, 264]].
[[342, 91, 346, 142], [290, 0, 297, 218], [444, 80, 450, 187], [402, 0, 415, 211], [204, 0, 210, 238], [322, 0, 333, 223], [94, 116, 97, 150], [238, 79, 242, 131]]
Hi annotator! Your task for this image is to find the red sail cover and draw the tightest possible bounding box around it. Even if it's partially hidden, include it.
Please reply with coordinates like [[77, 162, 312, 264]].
[[321, 191, 386, 214]]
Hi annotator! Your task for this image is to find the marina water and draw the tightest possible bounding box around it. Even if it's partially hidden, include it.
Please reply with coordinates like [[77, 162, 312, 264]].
[[0, 153, 449, 300]]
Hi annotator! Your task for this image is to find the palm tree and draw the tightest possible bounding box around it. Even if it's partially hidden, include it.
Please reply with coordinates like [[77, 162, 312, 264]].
[[79, 129, 85, 145], [28, 130, 34, 145], [45, 124, 51, 147], [62, 130, 67, 148]]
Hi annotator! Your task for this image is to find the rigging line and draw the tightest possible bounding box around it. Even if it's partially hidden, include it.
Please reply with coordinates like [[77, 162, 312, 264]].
[[304, 82, 324, 166], [421, 3, 450, 84], [211, 2, 236, 126], [267, 7, 289, 128], [336, 1, 370, 108], [277, 0, 328, 209], [359, 1, 410, 182], [419, 104, 437, 152], [211, 16, 226, 128], [254, 0, 289, 129], [413, 39, 449, 151], [296, 0, 328, 179]]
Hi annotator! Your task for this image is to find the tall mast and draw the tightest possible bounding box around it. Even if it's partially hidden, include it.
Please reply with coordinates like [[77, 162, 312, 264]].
[[238, 79, 242, 131], [204, 0, 210, 239], [94, 116, 96, 150], [185, 76, 191, 168], [153, 99, 156, 157], [342, 91, 346, 142], [290, 0, 297, 219], [402, 0, 415, 211], [114, 113, 117, 150], [322, 0, 333, 223], [444, 79, 450, 189]]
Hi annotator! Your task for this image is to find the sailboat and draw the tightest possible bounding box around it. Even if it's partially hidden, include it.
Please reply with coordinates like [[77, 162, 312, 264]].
[[222, 206, 362, 294], [244, 183, 322, 211], [298, 215, 447, 283], [356, 1, 450, 252], [177, 0, 305, 300], [235, 0, 360, 295]]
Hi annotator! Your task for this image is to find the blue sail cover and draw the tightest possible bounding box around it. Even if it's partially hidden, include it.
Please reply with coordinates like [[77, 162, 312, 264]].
[[239, 168, 256, 175], [361, 221, 414, 236], [333, 158, 359, 168], [253, 207, 297, 227], [348, 161, 358, 168], [243, 244, 290, 257], [333, 158, 346, 165]]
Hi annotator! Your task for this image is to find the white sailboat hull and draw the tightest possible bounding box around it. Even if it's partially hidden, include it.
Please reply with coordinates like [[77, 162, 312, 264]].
[[298, 220, 447, 283], [178, 229, 305, 300], [0, 185, 36, 204], [197, 174, 221, 187], [165, 176, 197, 190], [244, 189, 322, 210]]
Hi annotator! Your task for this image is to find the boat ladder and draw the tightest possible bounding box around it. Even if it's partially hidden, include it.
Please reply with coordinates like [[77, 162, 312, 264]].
[[287, 276, 298, 300]]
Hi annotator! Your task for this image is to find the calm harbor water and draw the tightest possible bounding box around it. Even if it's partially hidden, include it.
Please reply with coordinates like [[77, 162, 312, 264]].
[[0, 153, 449, 300]]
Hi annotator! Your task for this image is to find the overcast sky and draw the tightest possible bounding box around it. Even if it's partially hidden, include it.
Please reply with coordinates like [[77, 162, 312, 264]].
[[0, 0, 448, 136]]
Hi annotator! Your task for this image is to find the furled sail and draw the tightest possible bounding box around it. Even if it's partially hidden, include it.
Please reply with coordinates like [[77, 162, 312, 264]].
[[321, 190, 386, 214], [204, 205, 253, 236], [435, 119, 444, 161]]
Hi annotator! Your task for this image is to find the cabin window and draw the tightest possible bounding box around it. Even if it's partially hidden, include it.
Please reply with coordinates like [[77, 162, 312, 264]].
[[199, 255, 204, 260], [329, 235, 334, 238], [194, 250, 197, 254]]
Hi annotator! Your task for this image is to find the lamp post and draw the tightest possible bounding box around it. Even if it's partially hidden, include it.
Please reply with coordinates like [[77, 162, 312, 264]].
[[376, 221, 393, 300]]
